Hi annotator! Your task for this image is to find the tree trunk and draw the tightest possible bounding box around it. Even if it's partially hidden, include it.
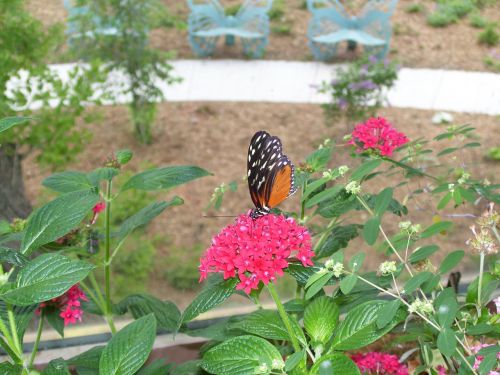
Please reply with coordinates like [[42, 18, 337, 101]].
[[0, 143, 32, 221]]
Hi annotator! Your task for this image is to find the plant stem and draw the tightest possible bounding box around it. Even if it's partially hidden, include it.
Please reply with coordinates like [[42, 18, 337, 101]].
[[267, 282, 301, 353], [104, 180, 116, 334], [28, 315, 44, 369], [7, 304, 21, 356], [477, 251, 485, 314]]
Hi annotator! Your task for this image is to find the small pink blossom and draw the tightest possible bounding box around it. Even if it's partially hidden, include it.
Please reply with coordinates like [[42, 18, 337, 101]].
[[351, 352, 408, 375], [350, 117, 409, 156], [93, 202, 106, 214], [37, 284, 88, 326], [199, 213, 314, 293], [471, 344, 500, 374]]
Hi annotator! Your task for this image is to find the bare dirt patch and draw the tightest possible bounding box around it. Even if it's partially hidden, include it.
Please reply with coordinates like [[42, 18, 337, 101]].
[[28, 0, 500, 71]]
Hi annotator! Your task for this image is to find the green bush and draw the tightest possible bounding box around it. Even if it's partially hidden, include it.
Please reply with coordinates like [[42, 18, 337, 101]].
[[486, 147, 500, 161], [478, 24, 500, 46], [405, 3, 425, 13], [428, 0, 476, 27], [268, 0, 285, 21], [468, 12, 488, 28], [162, 244, 203, 290], [427, 9, 458, 27]]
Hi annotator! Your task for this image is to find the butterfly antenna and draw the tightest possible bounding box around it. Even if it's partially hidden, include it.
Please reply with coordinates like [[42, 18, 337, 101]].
[[202, 214, 238, 218]]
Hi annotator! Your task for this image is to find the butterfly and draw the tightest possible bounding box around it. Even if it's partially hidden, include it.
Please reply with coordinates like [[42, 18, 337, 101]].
[[247, 131, 297, 219]]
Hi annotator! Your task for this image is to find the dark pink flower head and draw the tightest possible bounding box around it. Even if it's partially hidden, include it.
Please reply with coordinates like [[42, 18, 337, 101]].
[[37, 284, 87, 326], [350, 117, 409, 156], [93, 202, 106, 214], [199, 213, 314, 294], [351, 352, 408, 375]]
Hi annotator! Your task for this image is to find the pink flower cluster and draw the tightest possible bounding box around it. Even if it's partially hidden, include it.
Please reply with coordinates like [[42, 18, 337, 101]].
[[199, 213, 314, 293], [351, 352, 409, 375], [37, 284, 88, 326], [350, 117, 409, 156], [472, 344, 500, 375]]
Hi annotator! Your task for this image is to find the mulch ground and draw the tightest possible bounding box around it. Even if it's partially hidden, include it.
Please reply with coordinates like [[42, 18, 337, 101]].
[[28, 0, 500, 71]]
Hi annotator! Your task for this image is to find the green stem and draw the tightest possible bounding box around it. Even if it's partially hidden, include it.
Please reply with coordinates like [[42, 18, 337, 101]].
[[104, 181, 116, 334], [0, 316, 22, 364], [477, 251, 485, 314], [28, 315, 44, 369], [267, 282, 301, 353], [7, 304, 21, 356], [88, 273, 107, 314]]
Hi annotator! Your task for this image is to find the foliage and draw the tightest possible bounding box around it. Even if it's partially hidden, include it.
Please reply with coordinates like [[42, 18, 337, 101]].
[[68, 0, 180, 144], [319, 55, 399, 124], [0, 0, 105, 170], [427, 0, 494, 28], [484, 49, 500, 71], [185, 118, 499, 374], [478, 24, 500, 46], [486, 147, 500, 161], [468, 12, 488, 28], [405, 3, 425, 13], [0, 142, 210, 371], [162, 243, 203, 291]]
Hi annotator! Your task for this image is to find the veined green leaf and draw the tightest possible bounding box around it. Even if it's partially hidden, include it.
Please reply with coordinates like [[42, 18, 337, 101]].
[[0, 117, 30, 133], [122, 166, 211, 191], [42, 171, 94, 193], [304, 296, 339, 344], [439, 250, 464, 274]]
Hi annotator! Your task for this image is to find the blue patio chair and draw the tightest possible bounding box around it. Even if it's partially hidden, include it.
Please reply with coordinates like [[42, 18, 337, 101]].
[[307, 0, 398, 61], [187, 0, 273, 58], [63, 0, 119, 45]]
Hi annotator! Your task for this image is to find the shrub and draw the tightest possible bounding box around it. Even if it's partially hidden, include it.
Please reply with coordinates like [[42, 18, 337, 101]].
[[478, 24, 500, 46], [486, 147, 500, 161], [319, 55, 399, 124], [405, 3, 425, 13], [484, 49, 500, 70], [268, 0, 285, 20], [427, 9, 458, 27], [468, 11, 488, 28]]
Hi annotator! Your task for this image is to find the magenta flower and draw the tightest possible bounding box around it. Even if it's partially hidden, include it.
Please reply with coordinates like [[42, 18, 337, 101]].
[[199, 213, 314, 293], [350, 117, 409, 156], [351, 352, 408, 375], [37, 284, 88, 326]]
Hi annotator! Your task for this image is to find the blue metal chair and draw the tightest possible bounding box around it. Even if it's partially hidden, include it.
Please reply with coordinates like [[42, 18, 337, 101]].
[[187, 0, 273, 58], [63, 0, 120, 45], [307, 0, 398, 61]]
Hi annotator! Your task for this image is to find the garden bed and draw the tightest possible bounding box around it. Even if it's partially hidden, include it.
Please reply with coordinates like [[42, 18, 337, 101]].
[[28, 0, 500, 71], [21, 102, 500, 305]]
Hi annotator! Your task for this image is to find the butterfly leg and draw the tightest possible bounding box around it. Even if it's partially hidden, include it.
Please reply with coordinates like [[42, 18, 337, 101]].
[[242, 37, 268, 58], [189, 35, 219, 57]]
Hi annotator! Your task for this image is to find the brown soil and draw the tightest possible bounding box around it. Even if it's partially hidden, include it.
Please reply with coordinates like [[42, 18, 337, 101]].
[[21, 102, 500, 305], [27, 0, 500, 71]]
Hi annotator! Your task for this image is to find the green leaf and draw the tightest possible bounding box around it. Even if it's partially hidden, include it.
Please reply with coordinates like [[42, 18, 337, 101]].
[[181, 278, 238, 324], [45, 308, 65, 338], [305, 185, 344, 208], [306, 147, 332, 171], [0, 117, 29, 134], [466, 323, 493, 335], [0, 254, 94, 306], [304, 296, 339, 344], [478, 352, 498, 375], [302, 177, 330, 203], [137, 359, 173, 375], [21, 190, 99, 254], [99, 315, 156, 375], [420, 221, 453, 239], [439, 250, 464, 274], [437, 192, 453, 209], [201, 335, 284, 375], [117, 198, 183, 241], [332, 300, 405, 350], [285, 350, 305, 372], [116, 149, 133, 165], [310, 353, 360, 375], [409, 245, 440, 263], [351, 159, 382, 181], [118, 294, 180, 331], [435, 288, 458, 328], [315, 225, 360, 259], [0, 247, 29, 267], [363, 216, 380, 245], [305, 272, 334, 300], [348, 253, 365, 272], [0, 303, 36, 344], [374, 188, 393, 216], [231, 310, 305, 344], [340, 274, 358, 294], [67, 345, 104, 372], [305, 271, 332, 290], [171, 360, 202, 375], [403, 272, 433, 294], [437, 147, 459, 156], [376, 300, 402, 329], [42, 172, 94, 193], [122, 166, 211, 191], [88, 167, 120, 185], [42, 358, 70, 374], [437, 328, 456, 357]]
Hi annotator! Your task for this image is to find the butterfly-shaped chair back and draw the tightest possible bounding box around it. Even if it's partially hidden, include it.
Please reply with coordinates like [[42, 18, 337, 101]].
[[187, 0, 272, 57], [307, 0, 398, 60]]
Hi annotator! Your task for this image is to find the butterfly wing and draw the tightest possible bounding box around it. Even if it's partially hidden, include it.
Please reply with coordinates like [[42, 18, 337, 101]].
[[247, 131, 296, 215]]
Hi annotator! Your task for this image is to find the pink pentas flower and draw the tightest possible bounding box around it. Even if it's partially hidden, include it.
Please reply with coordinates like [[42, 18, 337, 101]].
[[199, 213, 314, 293], [471, 344, 500, 375], [93, 202, 106, 214], [350, 117, 409, 156], [37, 284, 88, 326], [351, 352, 408, 375]]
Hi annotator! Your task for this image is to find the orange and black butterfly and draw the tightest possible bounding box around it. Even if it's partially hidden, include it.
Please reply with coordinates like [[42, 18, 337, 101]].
[[247, 131, 297, 219]]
